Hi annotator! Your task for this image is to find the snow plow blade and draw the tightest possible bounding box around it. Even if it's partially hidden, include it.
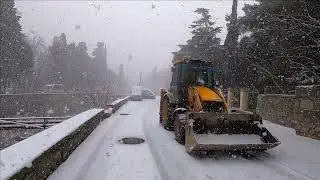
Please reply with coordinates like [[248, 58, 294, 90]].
[[184, 112, 281, 153]]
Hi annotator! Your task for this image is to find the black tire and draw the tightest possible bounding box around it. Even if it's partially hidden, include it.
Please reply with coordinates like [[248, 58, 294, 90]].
[[159, 110, 163, 124], [159, 98, 163, 124], [161, 98, 173, 131], [174, 113, 186, 145], [255, 149, 267, 153], [159, 114, 163, 124]]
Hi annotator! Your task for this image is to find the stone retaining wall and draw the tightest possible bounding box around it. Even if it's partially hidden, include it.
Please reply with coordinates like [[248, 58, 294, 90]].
[[257, 85, 320, 139], [0, 97, 130, 180], [9, 110, 105, 180]]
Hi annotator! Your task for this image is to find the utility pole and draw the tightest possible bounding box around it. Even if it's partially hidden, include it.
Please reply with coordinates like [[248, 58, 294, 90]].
[[138, 72, 142, 86], [126, 54, 133, 86], [104, 43, 107, 70]]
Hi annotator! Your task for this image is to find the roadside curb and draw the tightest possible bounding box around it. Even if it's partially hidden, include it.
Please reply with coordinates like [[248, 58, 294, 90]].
[[0, 96, 130, 180]]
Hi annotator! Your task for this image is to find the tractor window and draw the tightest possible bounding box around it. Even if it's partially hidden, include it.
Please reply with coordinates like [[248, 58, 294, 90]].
[[197, 71, 208, 85], [171, 66, 179, 85], [198, 67, 215, 88], [206, 67, 215, 87], [182, 64, 215, 88], [182, 65, 197, 86]]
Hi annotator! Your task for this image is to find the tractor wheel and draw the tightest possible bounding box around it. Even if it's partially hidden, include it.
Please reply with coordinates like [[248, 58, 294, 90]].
[[159, 109, 163, 124], [159, 114, 163, 124], [161, 98, 173, 131], [174, 113, 186, 145]]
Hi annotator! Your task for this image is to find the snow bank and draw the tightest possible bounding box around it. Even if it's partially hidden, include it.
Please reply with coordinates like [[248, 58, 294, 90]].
[[0, 108, 104, 180], [104, 108, 113, 115], [109, 96, 130, 113], [110, 96, 130, 106]]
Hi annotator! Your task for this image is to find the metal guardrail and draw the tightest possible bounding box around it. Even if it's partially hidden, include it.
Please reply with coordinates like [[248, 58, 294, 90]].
[[0, 116, 71, 129]]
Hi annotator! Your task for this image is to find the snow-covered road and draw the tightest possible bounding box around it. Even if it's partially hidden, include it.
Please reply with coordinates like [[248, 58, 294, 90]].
[[48, 100, 161, 180], [144, 99, 320, 180], [49, 99, 320, 180]]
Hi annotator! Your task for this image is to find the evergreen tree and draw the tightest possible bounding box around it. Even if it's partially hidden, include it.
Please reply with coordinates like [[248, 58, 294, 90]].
[[76, 42, 91, 90], [48, 33, 68, 85], [224, 0, 239, 51], [172, 8, 224, 87], [92, 42, 107, 71], [92, 42, 107, 88], [224, 0, 239, 88], [0, 0, 33, 93], [65, 41, 91, 91], [183, 8, 222, 62], [237, 0, 320, 91], [27, 34, 48, 91]]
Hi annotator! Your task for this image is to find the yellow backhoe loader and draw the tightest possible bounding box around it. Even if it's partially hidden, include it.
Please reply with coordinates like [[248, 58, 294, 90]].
[[159, 57, 280, 153]]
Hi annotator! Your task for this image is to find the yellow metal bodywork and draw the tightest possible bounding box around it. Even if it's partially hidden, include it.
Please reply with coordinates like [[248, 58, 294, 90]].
[[187, 87, 202, 112], [188, 86, 228, 112], [172, 59, 185, 65], [194, 86, 223, 102]]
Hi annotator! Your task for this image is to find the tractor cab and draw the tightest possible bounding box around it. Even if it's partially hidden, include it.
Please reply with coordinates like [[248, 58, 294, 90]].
[[172, 58, 216, 86], [181, 61, 215, 88], [170, 58, 217, 106]]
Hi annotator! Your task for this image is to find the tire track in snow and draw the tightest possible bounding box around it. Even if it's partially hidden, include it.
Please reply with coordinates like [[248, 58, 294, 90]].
[[49, 103, 137, 180], [144, 121, 211, 180], [143, 100, 232, 180], [143, 118, 172, 180], [78, 101, 160, 180], [241, 152, 316, 180], [75, 113, 123, 180], [143, 100, 189, 180]]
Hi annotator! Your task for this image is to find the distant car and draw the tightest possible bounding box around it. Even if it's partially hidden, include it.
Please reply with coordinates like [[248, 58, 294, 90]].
[[142, 88, 156, 99], [130, 86, 143, 101]]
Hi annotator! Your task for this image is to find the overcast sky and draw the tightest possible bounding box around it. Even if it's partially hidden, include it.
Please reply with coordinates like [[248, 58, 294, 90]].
[[15, 0, 254, 83]]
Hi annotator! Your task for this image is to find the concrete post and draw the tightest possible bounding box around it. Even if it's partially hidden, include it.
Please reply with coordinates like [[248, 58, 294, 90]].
[[227, 88, 234, 108], [240, 88, 249, 111]]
